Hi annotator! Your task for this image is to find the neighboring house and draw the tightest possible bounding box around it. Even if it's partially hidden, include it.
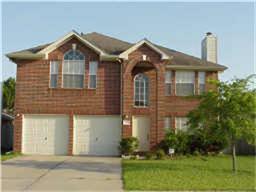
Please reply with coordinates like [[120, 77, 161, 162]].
[[6, 31, 227, 156], [1, 112, 14, 152]]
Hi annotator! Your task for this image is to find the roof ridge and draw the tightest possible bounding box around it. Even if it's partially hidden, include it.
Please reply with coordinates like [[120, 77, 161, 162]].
[[83, 32, 133, 45]]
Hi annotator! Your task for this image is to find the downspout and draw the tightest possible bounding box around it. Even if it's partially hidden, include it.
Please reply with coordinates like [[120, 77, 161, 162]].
[[156, 69, 158, 145], [117, 58, 123, 137]]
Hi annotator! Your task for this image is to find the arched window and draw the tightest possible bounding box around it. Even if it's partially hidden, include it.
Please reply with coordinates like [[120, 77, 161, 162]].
[[63, 50, 85, 88], [134, 73, 149, 107]]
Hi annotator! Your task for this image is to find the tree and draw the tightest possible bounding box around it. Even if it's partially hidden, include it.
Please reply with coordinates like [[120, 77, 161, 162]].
[[188, 75, 256, 172], [2, 77, 16, 114]]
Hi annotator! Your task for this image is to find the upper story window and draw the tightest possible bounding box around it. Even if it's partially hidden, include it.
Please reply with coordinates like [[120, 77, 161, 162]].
[[63, 49, 85, 88], [175, 71, 195, 96], [175, 117, 189, 131], [88, 61, 98, 89], [134, 73, 149, 107], [50, 61, 59, 88], [198, 72, 206, 94], [165, 71, 172, 96]]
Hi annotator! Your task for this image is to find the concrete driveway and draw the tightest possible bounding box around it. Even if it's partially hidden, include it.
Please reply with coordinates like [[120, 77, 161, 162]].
[[1, 155, 123, 191]]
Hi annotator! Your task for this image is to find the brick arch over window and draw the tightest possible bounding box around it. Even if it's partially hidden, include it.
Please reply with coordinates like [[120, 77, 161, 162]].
[[124, 59, 162, 75]]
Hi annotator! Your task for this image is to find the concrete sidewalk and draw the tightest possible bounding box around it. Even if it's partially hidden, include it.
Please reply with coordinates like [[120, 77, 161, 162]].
[[1, 155, 123, 191]]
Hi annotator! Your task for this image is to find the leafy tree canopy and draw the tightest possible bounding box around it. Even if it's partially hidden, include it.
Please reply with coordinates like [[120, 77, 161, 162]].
[[188, 75, 256, 172], [2, 77, 16, 114]]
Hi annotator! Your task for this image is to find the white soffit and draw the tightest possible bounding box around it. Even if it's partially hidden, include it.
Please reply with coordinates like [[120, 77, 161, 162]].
[[38, 30, 107, 59]]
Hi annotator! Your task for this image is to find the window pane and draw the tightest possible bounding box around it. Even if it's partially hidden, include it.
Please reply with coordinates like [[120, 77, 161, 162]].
[[176, 83, 194, 96], [176, 71, 195, 83], [50, 61, 59, 74], [89, 61, 98, 75], [165, 71, 172, 83], [89, 75, 97, 88], [50, 74, 58, 88], [175, 117, 188, 131], [63, 75, 83, 88], [199, 72, 206, 84], [134, 73, 149, 107], [199, 84, 205, 94], [164, 117, 171, 130], [165, 84, 172, 96]]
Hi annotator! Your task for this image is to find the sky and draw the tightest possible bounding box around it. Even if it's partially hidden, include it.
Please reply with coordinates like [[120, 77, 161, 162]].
[[1, 2, 255, 81]]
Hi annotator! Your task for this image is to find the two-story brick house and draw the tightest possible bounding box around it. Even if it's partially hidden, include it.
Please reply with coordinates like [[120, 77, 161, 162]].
[[6, 31, 227, 156]]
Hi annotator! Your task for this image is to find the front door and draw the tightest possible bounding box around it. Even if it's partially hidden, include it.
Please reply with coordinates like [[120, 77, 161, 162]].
[[132, 116, 150, 151]]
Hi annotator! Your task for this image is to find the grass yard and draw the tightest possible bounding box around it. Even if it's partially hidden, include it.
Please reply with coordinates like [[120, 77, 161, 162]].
[[123, 155, 256, 191], [1, 152, 21, 161]]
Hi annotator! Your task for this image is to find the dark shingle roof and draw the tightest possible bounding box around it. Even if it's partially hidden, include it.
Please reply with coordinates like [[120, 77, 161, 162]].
[[82, 32, 133, 55], [6, 32, 227, 70]]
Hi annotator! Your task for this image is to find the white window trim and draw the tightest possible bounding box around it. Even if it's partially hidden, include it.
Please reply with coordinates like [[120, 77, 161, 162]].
[[175, 71, 195, 96], [164, 117, 171, 130], [134, 73, 149, 107], [62, 50, 85, 89], [198, 71, 206, 94], [165, 71, 172, 96], [175, 117, 189, 132], [49, 60, 59, 88], [88, 61, 98, 89]]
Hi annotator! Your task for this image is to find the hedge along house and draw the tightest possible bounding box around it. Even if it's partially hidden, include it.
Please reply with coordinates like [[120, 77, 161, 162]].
[[6, 31, 227, 156]]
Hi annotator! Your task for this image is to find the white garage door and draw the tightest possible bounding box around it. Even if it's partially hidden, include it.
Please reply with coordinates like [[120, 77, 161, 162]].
[[22, 115, 69, 155], [73, 116, 121, 156]]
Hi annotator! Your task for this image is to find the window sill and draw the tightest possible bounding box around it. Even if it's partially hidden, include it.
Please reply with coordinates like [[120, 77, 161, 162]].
[[48, 88, 85, 91], [133, 106, 149, 108]]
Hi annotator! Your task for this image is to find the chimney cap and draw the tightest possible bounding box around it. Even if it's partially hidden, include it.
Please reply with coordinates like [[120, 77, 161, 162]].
[[206, 32, 213, 36]]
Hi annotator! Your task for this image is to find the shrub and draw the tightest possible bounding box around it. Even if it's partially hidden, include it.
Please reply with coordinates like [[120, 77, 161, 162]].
[[145, 152, 155, 160], [160, 130, 190, 155], [188, 128, 228, 154], [159, 129, 177, 154], [175, 131, 190, 154], [193, 150, 201, 156], [155, 149, 165, 160], [119, 137, 139, 155]]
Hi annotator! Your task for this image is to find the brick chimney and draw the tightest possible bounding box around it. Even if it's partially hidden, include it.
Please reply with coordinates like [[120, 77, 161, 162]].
[[201, 32, 217, 63]]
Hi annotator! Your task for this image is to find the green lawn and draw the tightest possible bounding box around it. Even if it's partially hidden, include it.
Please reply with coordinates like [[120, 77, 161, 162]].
[[1, 152, 21, 161], [123, 155, 256, 191]]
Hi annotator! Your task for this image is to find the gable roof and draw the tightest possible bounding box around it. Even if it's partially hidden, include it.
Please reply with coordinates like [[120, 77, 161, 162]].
[[38, 31, 107, 59], [6, 31, 227, 71], [119, 38, 170, 60]]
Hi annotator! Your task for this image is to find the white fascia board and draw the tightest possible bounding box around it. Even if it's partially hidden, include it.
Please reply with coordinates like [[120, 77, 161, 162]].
[[38, 30, 106, 59], [119, 39, 170, 60]]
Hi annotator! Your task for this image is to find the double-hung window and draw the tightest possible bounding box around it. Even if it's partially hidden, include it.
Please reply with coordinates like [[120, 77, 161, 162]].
[[198, 72, 206, 94], [63, 50, 85, 88], [164, 117, 171, 131], [175, 71, 195, 96], [175, 117, 189, 131], [134, 73, 149, 107], [165, 71, 172, 96], [50, 61, 59, 88], [88, 61, 98, 89]]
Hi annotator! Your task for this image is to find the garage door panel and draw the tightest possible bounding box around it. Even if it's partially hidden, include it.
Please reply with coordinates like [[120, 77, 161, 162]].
[[22, 115, 69, 155], [73, 116, 121, 156]]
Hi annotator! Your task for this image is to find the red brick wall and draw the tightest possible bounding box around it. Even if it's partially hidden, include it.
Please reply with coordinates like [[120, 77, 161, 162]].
[[13, 37, 121, 153], [13, 39, 219, 154], [121, 44, 218, 149], [122, 44, 166, 149]]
